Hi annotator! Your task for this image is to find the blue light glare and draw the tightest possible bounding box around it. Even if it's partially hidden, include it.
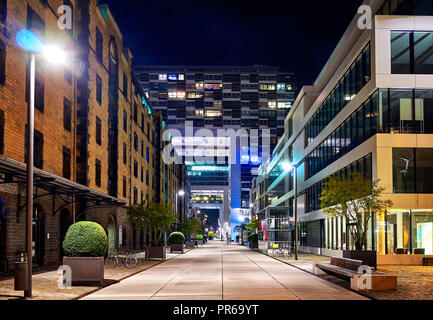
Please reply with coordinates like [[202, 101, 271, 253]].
[[16, 30, 45, 53]]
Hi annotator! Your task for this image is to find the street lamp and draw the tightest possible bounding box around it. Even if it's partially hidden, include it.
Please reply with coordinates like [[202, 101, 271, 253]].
[[175, 190, 185, 230], [282, 160, 300, 260], [16, 30, 67, 298]]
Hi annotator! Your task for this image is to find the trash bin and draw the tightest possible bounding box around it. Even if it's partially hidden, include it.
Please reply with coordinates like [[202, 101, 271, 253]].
[[14, 262, 28, 291]]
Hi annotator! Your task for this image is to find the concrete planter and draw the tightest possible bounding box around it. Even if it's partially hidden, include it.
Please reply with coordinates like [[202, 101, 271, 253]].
[[147, 246, 166, 260], [63, 256, 104, 286], [170, 244, 184, 253], [249, 242, 259, 250], [343, 250, 377, 269]]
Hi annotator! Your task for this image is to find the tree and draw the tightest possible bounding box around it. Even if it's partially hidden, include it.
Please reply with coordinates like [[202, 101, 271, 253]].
[[180, 217, 202, 240], [245, 218, 259, 233], [128, 201, 177, 247], [320, 172, 393, 251]]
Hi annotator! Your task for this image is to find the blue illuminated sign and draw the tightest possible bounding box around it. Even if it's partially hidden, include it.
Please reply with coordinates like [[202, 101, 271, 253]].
[[168, 74, 178, 81]]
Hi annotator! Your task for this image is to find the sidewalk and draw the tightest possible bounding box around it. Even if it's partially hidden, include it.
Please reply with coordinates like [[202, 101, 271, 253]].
[[82, 241, 367, 300]]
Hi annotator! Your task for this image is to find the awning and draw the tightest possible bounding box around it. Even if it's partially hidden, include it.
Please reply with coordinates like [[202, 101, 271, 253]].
[[0, 156, 126, 207]]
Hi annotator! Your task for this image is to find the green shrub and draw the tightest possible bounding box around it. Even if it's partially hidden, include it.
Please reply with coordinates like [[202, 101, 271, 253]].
[[63, 221, 107, 257], [196, 234, 204, 240], [248, 233, 259, 243], [208, 231, 215, 238], [169, 232, 185, 244]]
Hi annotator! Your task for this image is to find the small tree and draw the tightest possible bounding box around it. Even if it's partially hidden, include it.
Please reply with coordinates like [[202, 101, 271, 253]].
[[320, 172, 393, 251], [180, 217, 202, 240], [128, 201, 177, 247], [246, 218, 259, 234]]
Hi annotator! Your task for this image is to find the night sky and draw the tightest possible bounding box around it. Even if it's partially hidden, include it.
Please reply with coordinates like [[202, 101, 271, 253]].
[[103, 0, 364, 88]]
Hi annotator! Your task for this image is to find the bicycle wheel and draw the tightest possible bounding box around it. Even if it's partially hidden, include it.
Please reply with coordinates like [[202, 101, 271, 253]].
[[105, 255, 119, 268], [125, 256, 138, 269]]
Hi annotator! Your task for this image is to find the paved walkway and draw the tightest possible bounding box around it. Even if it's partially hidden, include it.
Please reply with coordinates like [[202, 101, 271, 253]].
[[82, 241, 368, 300]]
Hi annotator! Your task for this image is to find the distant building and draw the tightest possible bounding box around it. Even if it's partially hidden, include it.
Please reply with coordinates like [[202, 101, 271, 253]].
[[134, 65, 296, 237]]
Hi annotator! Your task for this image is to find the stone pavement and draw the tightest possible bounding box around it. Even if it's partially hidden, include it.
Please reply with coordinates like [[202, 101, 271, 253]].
[[82, 241, 368, 300]]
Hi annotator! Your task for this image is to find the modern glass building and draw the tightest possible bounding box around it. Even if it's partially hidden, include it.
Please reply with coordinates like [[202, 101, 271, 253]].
[[252, 0, 433, 263], [134, 66, 296, 237]]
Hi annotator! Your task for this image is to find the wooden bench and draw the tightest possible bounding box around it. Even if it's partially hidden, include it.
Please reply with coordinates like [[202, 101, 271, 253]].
[[314, 257, 397, 292], [423, 257, 433, 266]]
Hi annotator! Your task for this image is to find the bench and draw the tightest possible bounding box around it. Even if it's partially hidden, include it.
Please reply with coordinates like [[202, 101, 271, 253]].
[[314, 257, 397, 292], [423, 257, 433, 266]]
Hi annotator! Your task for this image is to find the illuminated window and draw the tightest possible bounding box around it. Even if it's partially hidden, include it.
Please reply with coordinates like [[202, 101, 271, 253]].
[[168, 74, 177, 81], [159, 74, 167, 81], [168, 91, 177, 99], [277, 102, 292, 109], [195, 110, 204, 116], [214, 101, 222, 108], [268, 101, 277, 108], [196, 82, 204, 90], [260, 84, 276, 91], [178, 74, 185, 81], [177, 91, 185, 99], [205, 110, 222, 117], [277, 84, 285, 91]]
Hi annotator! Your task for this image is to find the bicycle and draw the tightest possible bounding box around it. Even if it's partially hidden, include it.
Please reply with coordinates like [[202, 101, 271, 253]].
[[105, 251, 139, 269]]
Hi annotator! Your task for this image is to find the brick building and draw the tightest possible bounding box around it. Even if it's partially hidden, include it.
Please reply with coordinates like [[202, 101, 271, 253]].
[[0, 0, 187, 273]]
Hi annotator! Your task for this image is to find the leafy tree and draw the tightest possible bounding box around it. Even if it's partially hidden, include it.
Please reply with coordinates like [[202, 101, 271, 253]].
[[128, 201, 177, 247], [180, 217, 202, 240], [246, 218, 259, 233], [320, 172, 393, 251]]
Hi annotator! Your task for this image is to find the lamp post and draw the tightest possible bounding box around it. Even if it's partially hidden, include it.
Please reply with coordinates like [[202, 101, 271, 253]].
[[282, 161, 300, 260], [16, 30, 67, 298], [176, 190, 185, 230]]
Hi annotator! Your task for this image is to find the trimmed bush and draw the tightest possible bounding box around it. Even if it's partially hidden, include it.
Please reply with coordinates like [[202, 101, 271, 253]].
[[63, 221, 107, 257], [208, 231, 215, 238], [248, 233, 259, 243], [196, 234, 204, 240], [169, 232, 185, 245]]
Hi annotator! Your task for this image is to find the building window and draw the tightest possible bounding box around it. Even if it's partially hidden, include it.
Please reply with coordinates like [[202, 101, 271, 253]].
[[96, 116, 101, 145], [0, 39, 5, 86], [134, 103, 137, 123], [95, 159, 101, 187], [95, 27, 103, 64], [141, 113, 145, 133], [134, 160, 138, 178], [123, 110, 127, 132], [141, 166, 144, 182], [123, 73, 128, 96], [133, 187, 138, 204], [0, 0, 7, 28], [146, 170, 149, 186], [391, 31, 433, 74], [141, 141, 144, 157], [26, 60, 45, 113], [0, 109, 4, 154], [122, 176, 127, 197], [62, 146, 71, 179], [123, 143, 127, 164], [134, 133, 138, 152], [146, 147, 149, 163], [96, 74, 102, 104], [63, 98, 72, 132], [25, 127, 43, 169], [393, 148, 433, 193]]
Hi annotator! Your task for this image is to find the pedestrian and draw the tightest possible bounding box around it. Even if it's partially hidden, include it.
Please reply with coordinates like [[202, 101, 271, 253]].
[[226, 232, 230, 245]]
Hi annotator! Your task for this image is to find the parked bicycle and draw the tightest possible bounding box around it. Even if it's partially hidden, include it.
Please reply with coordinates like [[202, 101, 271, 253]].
[[105, 251, 139, 269], [271, 244, 292, 258]]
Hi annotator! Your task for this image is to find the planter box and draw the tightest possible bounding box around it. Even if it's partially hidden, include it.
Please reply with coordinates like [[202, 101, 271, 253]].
[[146, 246, 166, 260], [63, 257, 104, 286], [185, 241, 195, 248], [343, 250, 377, 269], [249, 242, 258, 250], [170, 244, 184, 253]]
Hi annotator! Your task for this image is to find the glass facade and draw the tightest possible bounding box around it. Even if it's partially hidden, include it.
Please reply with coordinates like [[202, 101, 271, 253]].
[[378, 0, 433, 16], [306, 89, 433, 180], [391, 31, 433, 74], [305, 43, 371, 146], [392, 148, 433, 193]]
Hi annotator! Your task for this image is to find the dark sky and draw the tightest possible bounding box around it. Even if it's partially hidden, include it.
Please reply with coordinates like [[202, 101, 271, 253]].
[[103, 0, 364, 88]]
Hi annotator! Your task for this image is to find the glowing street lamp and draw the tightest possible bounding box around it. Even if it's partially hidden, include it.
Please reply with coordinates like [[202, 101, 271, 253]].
[[16, 30, 67, 298]]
